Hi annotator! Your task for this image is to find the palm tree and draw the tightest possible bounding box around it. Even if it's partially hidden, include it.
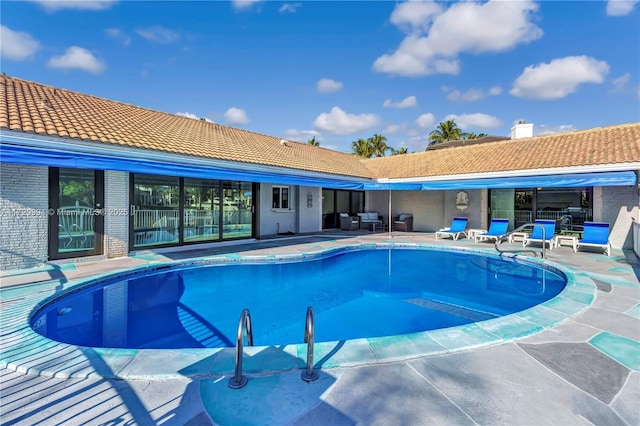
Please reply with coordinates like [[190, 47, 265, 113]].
[[307, 136, 320, 146], [368, 133, 389, 157], [390, 147, 409, 155], [462, 132, 488, 140], [428, 120, 463, 146], [352, 138, 373, 157]]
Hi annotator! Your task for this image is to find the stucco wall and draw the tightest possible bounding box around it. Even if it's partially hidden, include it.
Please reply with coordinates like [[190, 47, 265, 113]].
[[0, 164, 49, 270], [442, 189, 486, 231], [595, 185, 639, 249], [104, 170, 129, 258], [367, 190, 445, 232], [258, 183, 297, 236], [297, 186, 321, 233]]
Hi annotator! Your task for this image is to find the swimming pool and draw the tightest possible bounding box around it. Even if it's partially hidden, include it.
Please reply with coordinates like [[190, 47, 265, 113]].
[[31, 247, 566, 349]]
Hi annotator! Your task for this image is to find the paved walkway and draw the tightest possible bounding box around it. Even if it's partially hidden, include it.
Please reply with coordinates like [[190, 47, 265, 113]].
[[1, 232, 639, 425]]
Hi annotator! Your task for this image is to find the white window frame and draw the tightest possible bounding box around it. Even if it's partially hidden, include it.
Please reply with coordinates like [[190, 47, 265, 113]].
[[272, 185, 291, 211]]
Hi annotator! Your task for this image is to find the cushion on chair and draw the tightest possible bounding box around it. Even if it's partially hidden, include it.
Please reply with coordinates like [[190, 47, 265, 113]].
[[398, 214, 410, 221], [339, 213, 349, 218]]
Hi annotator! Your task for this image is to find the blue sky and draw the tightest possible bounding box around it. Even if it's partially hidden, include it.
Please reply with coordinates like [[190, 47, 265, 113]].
[[2, 0, 639, 154]]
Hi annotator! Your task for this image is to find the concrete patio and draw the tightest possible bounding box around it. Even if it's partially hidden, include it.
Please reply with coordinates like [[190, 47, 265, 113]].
[[1, 231, 639, 425]]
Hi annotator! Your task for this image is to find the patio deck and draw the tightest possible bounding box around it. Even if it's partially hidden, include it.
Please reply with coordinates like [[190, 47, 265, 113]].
[[1, 231, 639, 425]]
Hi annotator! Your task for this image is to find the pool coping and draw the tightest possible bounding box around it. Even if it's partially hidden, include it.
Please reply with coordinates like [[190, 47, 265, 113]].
[[0, 242, 597, 380]]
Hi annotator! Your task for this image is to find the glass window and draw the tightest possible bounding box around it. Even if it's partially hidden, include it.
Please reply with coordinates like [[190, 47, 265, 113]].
[[51, 168, 104, 258], [184, 178, 219, 243], [351, 192, 364, 214], [222, 181, 253, 240], [336, 190, 349, 214], [536, 187, 591, 231], [272, 186, 289, 209], [490, 187, 592, 234], [132, 174, 180, 247]]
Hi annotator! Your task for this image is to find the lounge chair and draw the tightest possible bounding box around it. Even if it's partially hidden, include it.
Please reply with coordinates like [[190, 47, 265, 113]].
[[435, 217, 468, 241], [576, 222, 611, 256], [474, 218, 509, 243], [339, 213, 359, 231], [393, 214, 413, 232], [523, 219, 556, 250]]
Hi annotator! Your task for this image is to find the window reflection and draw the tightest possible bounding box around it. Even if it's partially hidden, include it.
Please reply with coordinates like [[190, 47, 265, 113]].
[[58, 168, 97, 253], [184, 178, 219, 242], [133, 174, 180, 247]]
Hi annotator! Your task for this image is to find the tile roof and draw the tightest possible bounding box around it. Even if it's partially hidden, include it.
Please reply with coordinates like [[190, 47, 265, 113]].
[[362, 123, 640, 179], [1, 75, 639, 181], [425, 135, 511, 150], [0, 76, 372, 178]]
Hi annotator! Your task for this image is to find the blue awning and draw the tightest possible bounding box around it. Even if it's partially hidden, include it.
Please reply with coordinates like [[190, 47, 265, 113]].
[[362, 182, 423, 190], [1, 142, 635, 190], [0, 143, 365, 190], [419, 171, 637, 189]]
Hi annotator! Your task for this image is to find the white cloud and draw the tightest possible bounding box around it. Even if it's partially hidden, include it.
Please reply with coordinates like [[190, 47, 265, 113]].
[[224, 107, 250, 125], [536, 124, 576, 135], [510, 56, 609, 100], [445, 113, 502, 129], [415, 112, 436, 129], [279, 3, 301, 13], [106, 28, 130, 46], [389, 0, 443, 33], [47, 46, 105, 74], [383, 96, 417, 109], [316, 78, 343, 93], [373, 0, 542, 77], [606, 0, 639, 16], [136, 26, 180, 44], [384, 123, 409, 134], [0, 26, 39, 61], [231, 0, 263, 11], [445, 86, 502, 102], [176, 112, 213, 122], [447, 89, 483, 102], [313, 107, 379, 135], [282, 128, 320, 142], [28, 0, 117, 12], [609, 73, 631, 94]]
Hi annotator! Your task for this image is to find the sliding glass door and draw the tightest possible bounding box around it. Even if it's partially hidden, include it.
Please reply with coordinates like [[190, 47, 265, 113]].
[[49, 168, 104, 259], [321, 189, 365, 229], [131, 174, 255, 249], [489, 187, 592, 233]]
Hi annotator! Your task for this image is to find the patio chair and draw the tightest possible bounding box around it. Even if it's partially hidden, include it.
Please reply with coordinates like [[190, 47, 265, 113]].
[[576, 222, 611, 256], [339, 213, 359, 231], [393, 214, 413, 232], [435, 217, 468, 241], [474, 218, 509, 243], [523, 219, 556, 250]]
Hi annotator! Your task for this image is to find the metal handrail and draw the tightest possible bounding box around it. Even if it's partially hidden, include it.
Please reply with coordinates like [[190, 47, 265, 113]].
[[494, 222, 549, 259], [301, 306, 319, 382], [228, 308, 253, 389]]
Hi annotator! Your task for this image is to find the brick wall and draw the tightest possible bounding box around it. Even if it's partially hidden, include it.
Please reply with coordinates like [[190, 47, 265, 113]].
[[597, 185, 639, 249], [104, 170, 129, 258], [0, 164, 49, 270]]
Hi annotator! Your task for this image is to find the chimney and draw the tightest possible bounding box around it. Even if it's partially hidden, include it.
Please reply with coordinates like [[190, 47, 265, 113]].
[[511, 120, 534, 139]]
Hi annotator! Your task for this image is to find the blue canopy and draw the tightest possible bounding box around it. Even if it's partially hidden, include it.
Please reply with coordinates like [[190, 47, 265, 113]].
[[1, 142, 635, 190], [419, 171, 636, 189], [0, 143, 365, 190]]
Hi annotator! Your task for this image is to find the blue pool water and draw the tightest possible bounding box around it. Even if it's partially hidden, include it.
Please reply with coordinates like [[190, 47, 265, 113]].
[[31, 248, 566, 349]]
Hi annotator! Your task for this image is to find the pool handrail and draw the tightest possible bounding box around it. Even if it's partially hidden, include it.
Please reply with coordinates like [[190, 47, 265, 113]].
[[301, 306, 319, 382], [228, 308, 253, 389], [495, 222, 548, 259]]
